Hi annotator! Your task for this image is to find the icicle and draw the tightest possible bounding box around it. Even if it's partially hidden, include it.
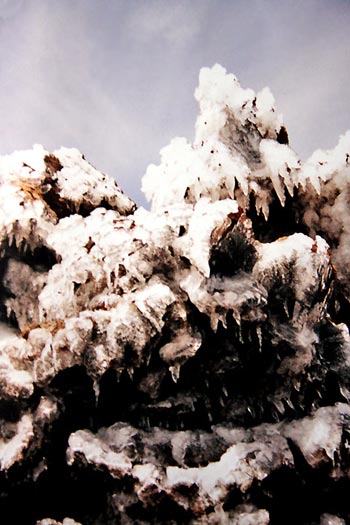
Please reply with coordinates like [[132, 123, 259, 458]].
[[247, 406, 255, 418], [258, 198, 270, 221], [308, 172, 321, 195], [145, 351, 152, 368], [15, 232, 20, 249], [273, 399, 285, 415], [219, 314, 228, 330], [256, 326, 262, 352], [292, 379, 301, 392], [284, 181, 294, 198], [236, 172, 249, 196], [27, 241, 34, 255], [270, 172, 286, 207], [169, 364, 180, 383], [232, 309, 241, 327], [8, 232, 14, 248], [19, 238, 27, 254], [339, 385, 350, 402], [314, 388, 323, 400], [210, 315, 219, 332], [93, 380, 100, 405], [238, 326, 244, 345], [284, 397, 294, 410], [270, 406, 280, 422]]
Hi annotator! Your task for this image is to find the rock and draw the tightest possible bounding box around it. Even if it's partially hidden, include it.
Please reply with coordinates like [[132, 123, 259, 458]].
[[1, 65, 350, 524]]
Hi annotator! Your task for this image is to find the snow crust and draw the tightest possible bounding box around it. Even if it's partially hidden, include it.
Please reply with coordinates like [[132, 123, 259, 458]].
[[0, 396, 57, 471]]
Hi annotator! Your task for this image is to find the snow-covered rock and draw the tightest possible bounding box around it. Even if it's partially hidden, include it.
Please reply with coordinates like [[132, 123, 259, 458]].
[[1, 64, 350, 524]]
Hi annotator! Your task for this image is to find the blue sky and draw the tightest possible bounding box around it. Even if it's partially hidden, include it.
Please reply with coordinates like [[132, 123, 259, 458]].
[[0, 0, 349, 206]]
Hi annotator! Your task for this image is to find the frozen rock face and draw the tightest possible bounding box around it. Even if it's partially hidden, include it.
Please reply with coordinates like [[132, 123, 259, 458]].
[[1, 64, 350, 524]]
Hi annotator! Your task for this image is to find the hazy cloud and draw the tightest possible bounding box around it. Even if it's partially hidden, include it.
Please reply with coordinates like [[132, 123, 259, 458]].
[[125, 1, 208, 48], [0, 0, 24, 19]]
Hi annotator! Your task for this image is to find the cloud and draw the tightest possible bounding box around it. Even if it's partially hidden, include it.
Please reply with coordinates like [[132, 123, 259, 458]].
[[243, 1, 350, 159], [0, 0, 349, 208], [0, 0, 24, 19], [125, 0, 208, 48]]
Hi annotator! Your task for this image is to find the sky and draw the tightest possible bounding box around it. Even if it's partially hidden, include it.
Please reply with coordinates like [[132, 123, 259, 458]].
[[0, 0, 349, 207]]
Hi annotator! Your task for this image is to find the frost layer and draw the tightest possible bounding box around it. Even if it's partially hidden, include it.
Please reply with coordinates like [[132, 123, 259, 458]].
[[1, 65, 350, 525]]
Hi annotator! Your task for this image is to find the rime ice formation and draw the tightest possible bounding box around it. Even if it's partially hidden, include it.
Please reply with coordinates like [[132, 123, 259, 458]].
[[1, 64, 350, 524]]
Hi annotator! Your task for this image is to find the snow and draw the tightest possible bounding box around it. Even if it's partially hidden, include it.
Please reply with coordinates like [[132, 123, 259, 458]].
[[52, 147, 135, 215], [0, 397, 57, 471], [67, 430, 132, 478], [0, 325, 34, 398], [282, 404, 350, 467], [0, 144, 47, 183], [1, 63, 350, 522], [144, 64, 295, 218], [259, 139, 300, 203], [176, 197, 239, 277], [37, 519, 82, 525], [0, 63, 344, 400], [180, 269, 267, 331], [253, 233, 330, 305], [0, 414, 33, 470], [0, 321, 18, 343], [320, 515, 346, 525]]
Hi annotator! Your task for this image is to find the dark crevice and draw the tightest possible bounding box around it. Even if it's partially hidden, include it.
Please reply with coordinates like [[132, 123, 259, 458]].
[[247, 189, 307, 243], [209, 227, 257, 277], [249, 449, 350, 525], [276, 125, 289, 145], [0, 367, 99, 525], [327, 279, 350, 331], [0, 240, 59, 271], [0, 239, 59, 329], [124, 494, 193, 525]]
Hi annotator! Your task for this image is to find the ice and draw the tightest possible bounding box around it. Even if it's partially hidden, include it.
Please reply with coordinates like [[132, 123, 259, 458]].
[[1, 64, 350, 523]]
